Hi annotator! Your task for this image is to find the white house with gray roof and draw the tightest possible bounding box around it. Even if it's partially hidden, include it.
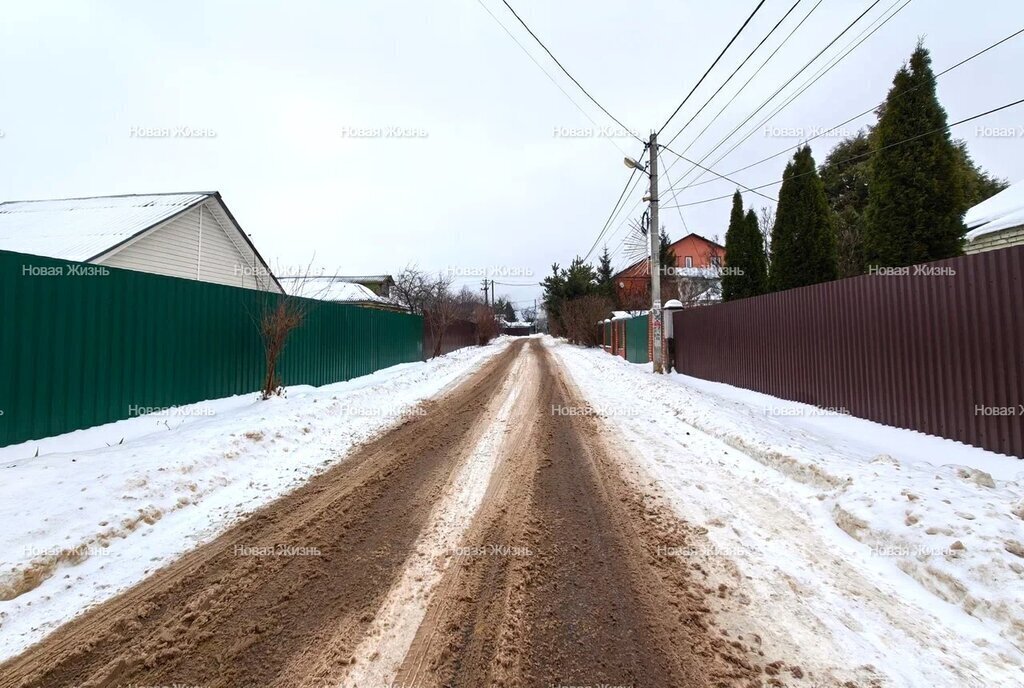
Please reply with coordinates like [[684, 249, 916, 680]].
[[0, 191, 283, 292], [964, 180, 1024, 254]]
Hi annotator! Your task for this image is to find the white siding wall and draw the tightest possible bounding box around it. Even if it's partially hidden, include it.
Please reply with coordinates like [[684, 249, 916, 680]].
[[964, 225, 1024, 254], [95, 201, 280, 292]]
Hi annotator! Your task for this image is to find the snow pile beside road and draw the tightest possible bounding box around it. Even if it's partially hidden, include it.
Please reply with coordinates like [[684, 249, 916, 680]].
[[0, 341, 510, 661], [552, 338, 1024, 687]]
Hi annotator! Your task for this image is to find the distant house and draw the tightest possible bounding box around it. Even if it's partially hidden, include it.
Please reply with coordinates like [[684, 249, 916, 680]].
[[278, 275, 407, 312], [0, 191, 283, 292], [964, 180, 1024, 254], [613, 232, 725, 308], [499, 318, 534, 336]]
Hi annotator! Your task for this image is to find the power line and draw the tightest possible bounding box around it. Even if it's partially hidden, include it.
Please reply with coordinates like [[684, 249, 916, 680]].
[[579, 0, 803, 265], [680, 25, 1024, 190], [491, 279, 542, 286], [658, 150, 689, 234], [665, 0, 888, 198], [679, 0, 912, 192], [659, 143, 778, 202], [658, 0, 769, 137], [660, 97, 1024, 209], [592, 167, 649, 263], [597, 0, 826, 260], [474, 0, 631, 157], [582, 145, 649, 261], [662, 0, 805, 150], [498, 0, 642, 143], [667, 0, 827, 161]]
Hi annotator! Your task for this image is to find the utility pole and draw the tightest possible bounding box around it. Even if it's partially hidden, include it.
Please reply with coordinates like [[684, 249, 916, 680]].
[[490, 279, 495, 308], [481, 279, 489, 307], [648, 131, 663, 374]]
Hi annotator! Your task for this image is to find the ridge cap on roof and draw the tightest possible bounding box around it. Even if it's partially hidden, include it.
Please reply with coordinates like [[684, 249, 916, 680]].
[[0, 191, 217, 207]]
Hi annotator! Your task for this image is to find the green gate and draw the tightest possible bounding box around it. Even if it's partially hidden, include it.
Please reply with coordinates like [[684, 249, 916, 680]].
[[624, 314, 649, 364]]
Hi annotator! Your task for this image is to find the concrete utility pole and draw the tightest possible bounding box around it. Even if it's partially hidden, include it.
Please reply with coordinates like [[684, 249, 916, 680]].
[[648, 131, 663, 374]]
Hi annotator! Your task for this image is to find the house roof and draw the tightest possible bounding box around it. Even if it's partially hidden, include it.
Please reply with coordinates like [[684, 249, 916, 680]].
[[0, 192, 212, 262], [0, 191, 284, 293], [676, 232, 725, 250], [278, 276, 400, 306], [613, 232, 724, 278], [965, 180, 1024, 241], [329, 275, 394, 284]]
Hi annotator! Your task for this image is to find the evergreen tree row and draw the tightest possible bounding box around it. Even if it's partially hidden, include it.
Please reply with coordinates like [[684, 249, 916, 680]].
[[721, 41, 1006, 302]]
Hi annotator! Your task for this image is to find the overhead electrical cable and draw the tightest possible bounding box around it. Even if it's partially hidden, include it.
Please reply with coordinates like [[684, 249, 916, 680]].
[[660, 97, 1024, 209], [676, 24, 1024, 189], [658, 0, 770, 137], [498, 0, 643, 142], [679, 0, 912, 191], [474, 0, 632, 156], [597, 0, 827, 258], [663, 0, 888, 200], [662, 0, 805, 150]]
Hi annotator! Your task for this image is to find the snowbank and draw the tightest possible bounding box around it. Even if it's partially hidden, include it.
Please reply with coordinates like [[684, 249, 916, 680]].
[[0, 341, 509, 660], [552, 339, 1024, 687]]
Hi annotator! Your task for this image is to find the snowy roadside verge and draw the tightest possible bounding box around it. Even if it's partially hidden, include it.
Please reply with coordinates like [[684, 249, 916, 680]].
[[551, 338, 1024, 687], [0, 339, 511, 661]]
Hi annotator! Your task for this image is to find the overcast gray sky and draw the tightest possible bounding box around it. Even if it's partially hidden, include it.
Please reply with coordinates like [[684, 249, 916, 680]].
[[2, 0, 1022, 308]]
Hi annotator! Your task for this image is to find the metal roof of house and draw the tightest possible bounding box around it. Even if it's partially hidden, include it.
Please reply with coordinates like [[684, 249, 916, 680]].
[[277, 276, 395, 304], [0, 192, 212, 262], [329, 274, 394, 283], [965, 180, 1024, 242]]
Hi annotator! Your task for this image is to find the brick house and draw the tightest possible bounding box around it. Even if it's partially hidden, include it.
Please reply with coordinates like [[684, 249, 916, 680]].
[[613, 232, 725, 309]]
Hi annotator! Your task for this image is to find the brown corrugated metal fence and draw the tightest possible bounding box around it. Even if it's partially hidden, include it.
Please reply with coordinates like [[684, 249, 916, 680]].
[[672, 246, 1024, 458], [423, 318, 478, 358]]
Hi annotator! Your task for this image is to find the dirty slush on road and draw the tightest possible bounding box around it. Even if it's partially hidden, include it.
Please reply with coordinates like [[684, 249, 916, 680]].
[[2, 339, 781, 688]]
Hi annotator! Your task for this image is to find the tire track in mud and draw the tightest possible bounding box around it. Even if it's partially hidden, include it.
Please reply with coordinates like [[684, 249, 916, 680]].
[[0, 340, 526, 688], [395, 339, 767, 688]]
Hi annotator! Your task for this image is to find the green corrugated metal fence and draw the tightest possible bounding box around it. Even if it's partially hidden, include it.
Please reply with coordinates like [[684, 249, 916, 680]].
[[624, 314, 649, 364], [0, 249, 423, 448]]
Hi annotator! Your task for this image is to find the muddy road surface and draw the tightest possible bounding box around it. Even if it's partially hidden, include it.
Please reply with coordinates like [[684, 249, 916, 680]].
[[2, 339, 778, 688]]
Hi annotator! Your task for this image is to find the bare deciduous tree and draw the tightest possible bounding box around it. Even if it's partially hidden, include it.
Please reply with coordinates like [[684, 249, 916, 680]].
[[392, 265, 431, 315], [394, 266, 500, 356], [422, 273, 459, 359]]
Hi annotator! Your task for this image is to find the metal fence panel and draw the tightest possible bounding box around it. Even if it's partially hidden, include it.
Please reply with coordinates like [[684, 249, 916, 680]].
[[625, 315, 649, 364], [672, 246, 1024, 458], [423, 318, 478, 359], [0, 249, 423, 448]]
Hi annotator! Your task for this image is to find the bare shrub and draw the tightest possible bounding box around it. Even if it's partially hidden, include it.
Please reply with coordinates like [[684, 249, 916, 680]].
[[561, 294, 612, 346], [247, 259, 325, 400], [258, 297, 306, 399], [474, 304, 498, 345]]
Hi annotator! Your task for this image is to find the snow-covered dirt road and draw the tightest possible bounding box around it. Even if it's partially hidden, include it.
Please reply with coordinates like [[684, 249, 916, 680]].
[[2, 335, 1022, 688], [1, 338, 774, 688]]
